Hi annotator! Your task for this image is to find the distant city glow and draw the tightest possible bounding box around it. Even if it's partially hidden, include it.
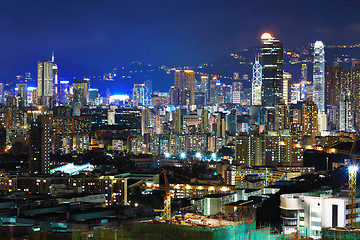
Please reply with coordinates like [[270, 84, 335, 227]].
[[27, 87, 36, 91], [109, 94, 130, 101]]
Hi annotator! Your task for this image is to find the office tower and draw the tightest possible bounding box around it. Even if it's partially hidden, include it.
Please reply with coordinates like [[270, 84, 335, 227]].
[[144, 80, 152, 106], [0, 83, 4, 103], [339, 92, 354, 132], [183, 70, 195, 106], [275, 103, 290, 131], [174, 70, 195, 106], [29, 116, 51, 176], [313, 41, 325, 113], [172, 108, 182, 134], [352, 59, 360, 126], [222, 84, 232, 104], [302, 99, 318, 137], [200, 75, 209, 102], [283, 72, 291, 105], [301, 63, 307, 82], [59, 80, 70, 104], [232, 81, 242, 104], [37, 61, 53, 107], [52, 52, 59, 101], [252, 55, 262, 105], [73, 79, 88, 116], [88, 88, 99, 105], [261, 33, 284, 107], [108, 111, 115, 125], [216, 113, 226, 137], [132, 83, 145, 107], [141, 107, 151, 135], [291, 83, 301, 104], [16, 83, 27, 107], [201, 109, 209, 133]]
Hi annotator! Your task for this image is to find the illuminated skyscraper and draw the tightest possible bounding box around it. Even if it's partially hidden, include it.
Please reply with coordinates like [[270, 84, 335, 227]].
[[232, 81, 242, 104], [351, 59, 360, 126], [132, 83, 145, 107], [313, 41, 325, 113], [261, 33, 284, 107], [73, 79, 88, 116], [283, 72, 291, 105], [302, 99, 318, 138], [252, 55, 262, 105], [301, 63, 307, 82], [37, 61, 53, 107], [174, 70, 195, 106]]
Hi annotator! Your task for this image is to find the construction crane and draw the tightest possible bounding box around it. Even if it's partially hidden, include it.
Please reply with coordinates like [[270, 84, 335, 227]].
[[161, 169, 171, 220], [347, 140, 358, 227]]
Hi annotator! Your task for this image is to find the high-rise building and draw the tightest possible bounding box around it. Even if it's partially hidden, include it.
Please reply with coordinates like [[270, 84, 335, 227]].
[[73, 79, 88, 116], [37, 61, 53, 107], [0, 83, 4, 103], [232, 81, 242, 105], [252, 55, 262, 105], [52, 52, 59, 101], [16, 83, 27, 107], [352, 59, 360, 127], [301, 63, 307, 82], [174, 70, 195, 106], [283, 72, 291, 105], [222, 84, 232, 104], [302, 99, 318, 138], [144, 80, 152, 106], [200, 75, 209, 103], [313, 41, 325, 113], [59, 80, 70, 104], [339, 91, 354, 132], [261, 33, 284, 107], [132, 83, 145, 107], [29, 116, 51, 176]]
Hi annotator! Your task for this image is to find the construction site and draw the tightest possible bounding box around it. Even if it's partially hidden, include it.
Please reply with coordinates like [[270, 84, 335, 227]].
[[73, 213, 256, 240]]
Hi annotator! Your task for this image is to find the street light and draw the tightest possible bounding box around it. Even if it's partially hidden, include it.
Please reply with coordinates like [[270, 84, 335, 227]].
[[195, 152, 202, 159], [211, 153, 216, 159], [165, 152, 170, 158], [349, 165, 358, 173], [180, 152, 186, 159]]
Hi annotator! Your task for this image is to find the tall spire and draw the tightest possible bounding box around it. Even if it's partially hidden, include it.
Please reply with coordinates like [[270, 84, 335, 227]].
[[52, 51, 54, 62]]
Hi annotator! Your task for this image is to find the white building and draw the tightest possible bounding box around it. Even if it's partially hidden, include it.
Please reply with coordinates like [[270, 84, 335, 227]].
[[313, 41, 325, 113], [280, 191, 360, 239]]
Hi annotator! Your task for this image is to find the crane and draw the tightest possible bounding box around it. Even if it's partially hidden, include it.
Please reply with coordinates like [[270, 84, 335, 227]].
[[161, 169, 171, 219]]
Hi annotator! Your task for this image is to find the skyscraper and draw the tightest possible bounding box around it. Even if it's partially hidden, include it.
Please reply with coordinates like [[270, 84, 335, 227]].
[[313, 41, 325, 113], [132, 83, 145, 107], [261, 33, 284, 107], [351, 59, 360, 126], [283, 72, 291, 105], [174, 70, 195, 106], [29, 116, 51, 176], [301, 63, 307, 82], [37, 61, 53, 107], [252, 55, 262, 105]]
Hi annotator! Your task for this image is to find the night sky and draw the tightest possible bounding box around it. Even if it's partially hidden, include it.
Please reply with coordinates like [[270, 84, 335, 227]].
[[1, 0, 360, 71]]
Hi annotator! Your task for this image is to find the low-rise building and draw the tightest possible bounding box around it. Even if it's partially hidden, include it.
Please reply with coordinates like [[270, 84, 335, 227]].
[[280, 191, 360, 239]]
